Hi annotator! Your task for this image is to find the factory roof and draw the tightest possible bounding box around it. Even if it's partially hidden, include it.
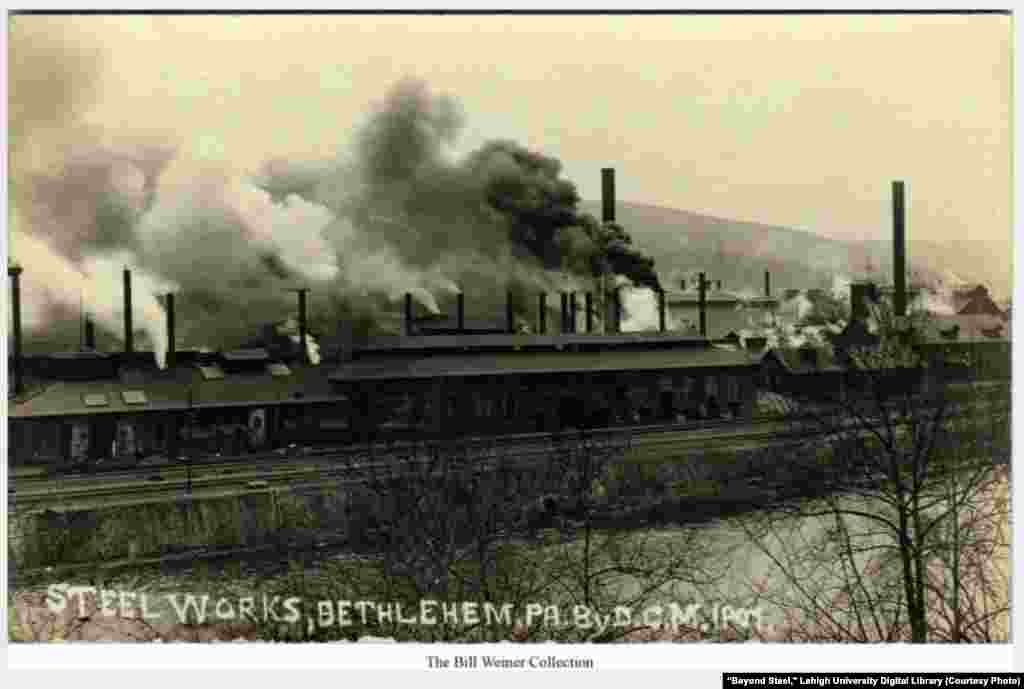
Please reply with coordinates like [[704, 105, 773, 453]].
[[331, 346, 755, 383], [665, 288, 745, 305], [9, 360, 344, 419], [356, 331, 710, 354], [756, 346, 844, 375]]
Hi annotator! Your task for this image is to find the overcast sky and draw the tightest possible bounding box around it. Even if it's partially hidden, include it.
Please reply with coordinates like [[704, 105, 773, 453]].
[[9, 13, 1013, 252]]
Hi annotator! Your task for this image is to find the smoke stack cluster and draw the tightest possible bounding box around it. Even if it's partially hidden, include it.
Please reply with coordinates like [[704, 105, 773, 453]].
[[585, 292, 593, 333], [538, 292, 547, 334], [893, 180, 907, 317], [13, 74, 663, 354], [764, 271, 771, 298]]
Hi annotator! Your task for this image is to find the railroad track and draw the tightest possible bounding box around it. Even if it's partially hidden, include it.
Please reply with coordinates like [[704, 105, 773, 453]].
[[9, 404, 1006, 510], [9, 419, 796, 509]]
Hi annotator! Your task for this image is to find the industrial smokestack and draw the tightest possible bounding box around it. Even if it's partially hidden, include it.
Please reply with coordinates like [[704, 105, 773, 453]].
[[613, 288, 622, 333], [569, 292, 578, 333], [893, 180, 907, 317], [165, 293, 176, 369], [292, 288, 309, 364], [457, 292, 465, 332], [716, 279, 723, 291], [585, 292, 594, 333], [601, 168, 616, 224], [698, 272, 707, 337], [404, 292, 413, 336], [764, 271, 771, 298], [680, 278, 686, 291], [8, 266, 24, 396], [560, 292, 569, 333], [538, 292, 547, 334], [83, 318, 96, 350], [658, 288, 667, 332], [123, 267, 134, 355], [506, 290, 515, 334]]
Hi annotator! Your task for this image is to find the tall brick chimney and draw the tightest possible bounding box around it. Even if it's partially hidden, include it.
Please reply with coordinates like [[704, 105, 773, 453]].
[[123, 267, 134, 355], [658, 288, 667, 332], [165, 293, 176, 368], [764, 271, 771, 298], [698, 272, 708, 337], [893, 180, 907, 317], [506, 290, 515, 334], [404, 293, 414, 336], [8, 265, 24, 396], [601, 168, 616, 224], [538, 292, 547, 334], [585, 292, 594, 333], [298, 288, 308, 362], [83, 317, 96, 350]]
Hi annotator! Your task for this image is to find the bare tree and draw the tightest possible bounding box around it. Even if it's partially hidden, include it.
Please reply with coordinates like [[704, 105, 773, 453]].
[[735, 301, 1010, 642]]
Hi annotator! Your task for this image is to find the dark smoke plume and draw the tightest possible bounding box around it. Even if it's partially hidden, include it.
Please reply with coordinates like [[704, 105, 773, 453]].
[[12, 65, 658, 355]]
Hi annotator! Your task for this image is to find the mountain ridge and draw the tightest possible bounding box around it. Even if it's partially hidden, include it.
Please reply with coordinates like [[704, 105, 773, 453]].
[[581, 201, 1012, 301]]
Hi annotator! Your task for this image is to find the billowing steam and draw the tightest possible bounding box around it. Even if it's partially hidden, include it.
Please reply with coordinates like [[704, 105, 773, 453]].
[[10, 33, 658, 363], [10, 232, 172, 367]]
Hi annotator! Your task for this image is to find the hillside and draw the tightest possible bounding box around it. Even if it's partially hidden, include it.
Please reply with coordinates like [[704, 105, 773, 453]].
[[582, 201, 1012, 301]]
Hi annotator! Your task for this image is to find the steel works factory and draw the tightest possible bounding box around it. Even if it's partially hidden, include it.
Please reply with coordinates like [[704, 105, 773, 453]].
[[7, 173, 1011, 471]]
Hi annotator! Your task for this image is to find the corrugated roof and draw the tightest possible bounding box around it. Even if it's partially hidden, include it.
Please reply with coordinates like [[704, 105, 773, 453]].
[[331, 347, 755, 383]]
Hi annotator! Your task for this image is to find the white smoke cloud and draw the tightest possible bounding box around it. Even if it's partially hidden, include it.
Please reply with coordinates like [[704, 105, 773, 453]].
[[11, 229, 172, 367], [620, 286, 660, 332], [223, 179, 339, 283]]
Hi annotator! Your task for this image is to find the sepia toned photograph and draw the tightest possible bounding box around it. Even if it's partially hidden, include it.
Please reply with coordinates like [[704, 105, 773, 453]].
[[4, 10, 1013, 663]]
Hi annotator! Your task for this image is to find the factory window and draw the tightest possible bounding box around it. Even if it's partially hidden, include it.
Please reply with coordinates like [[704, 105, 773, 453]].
[[505, 392, 518, 420], [121, 390, 148, 405], [725, 376, 740, 403], [83, 393, 110, 407], [32, 422, 62, 460]]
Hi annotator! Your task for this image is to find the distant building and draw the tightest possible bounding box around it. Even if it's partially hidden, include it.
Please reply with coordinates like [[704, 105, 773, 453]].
[[665, 284, 779, 339], [953, 285, 1006, 319]]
